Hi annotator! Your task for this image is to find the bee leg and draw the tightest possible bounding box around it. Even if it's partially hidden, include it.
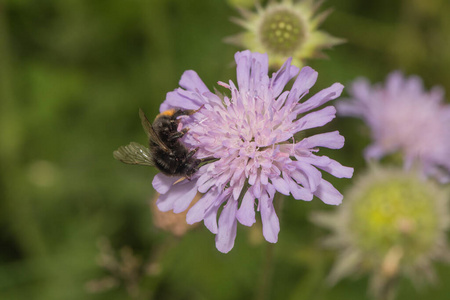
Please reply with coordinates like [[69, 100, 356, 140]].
[[185, 104, 205, 116], [184, 153, 201, 180], [185, 147, 199, 160], [167, 128, 189, 142], [200, 157, 216, 163], [185, 167, 197, 181]]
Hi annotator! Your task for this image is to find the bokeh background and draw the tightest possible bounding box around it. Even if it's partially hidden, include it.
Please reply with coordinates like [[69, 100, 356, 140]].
[[1, 0, 449, 299]]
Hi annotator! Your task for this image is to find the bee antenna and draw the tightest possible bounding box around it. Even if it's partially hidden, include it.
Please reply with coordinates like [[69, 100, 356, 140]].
[[193, 104, 205, 114]]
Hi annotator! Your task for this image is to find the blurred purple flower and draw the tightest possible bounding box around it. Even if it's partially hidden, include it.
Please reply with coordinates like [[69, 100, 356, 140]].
[[338, 71, 450, 183], [154, 50, 353, 253]]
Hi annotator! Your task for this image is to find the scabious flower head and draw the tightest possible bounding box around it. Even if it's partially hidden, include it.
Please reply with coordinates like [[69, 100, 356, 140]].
[[338, 71, 450, 183], [154, 50, 353, 253], [312, 166, 450, 298], [226, 0, 344, 68]]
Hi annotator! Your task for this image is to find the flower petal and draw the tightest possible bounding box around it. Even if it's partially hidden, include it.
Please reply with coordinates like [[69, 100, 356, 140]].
[[232, 176, 246, 200], [271, 176, 290, 195], [335, 100, 363, 117], [204, 206, 219, 234], [260, 192, 280, 243], [235, 50, 269, 92], [179, 70, 210, 93], [236, 189, 256, 226], [292, 161, 322, 192], [296, 131, 345, 150], [295, 83, 343, 114], [152, 173, 181, 194], [297, 155, 354, 179], [364, 144, 386, 160], [156, 179, 197, 212], [270, 57, 299, 97], [284, 171, 314, 201], [161, 89, 204, 111], [287, 66, 318, 103], [314, 179, 343, 205], [173, 180, 198, 213], [186, 189, 218, 224], [293, 106, 336, 132], [215, 199, 238, 253]]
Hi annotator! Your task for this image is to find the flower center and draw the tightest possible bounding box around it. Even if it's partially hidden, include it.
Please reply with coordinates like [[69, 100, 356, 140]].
[[258, 8, 305, 55]]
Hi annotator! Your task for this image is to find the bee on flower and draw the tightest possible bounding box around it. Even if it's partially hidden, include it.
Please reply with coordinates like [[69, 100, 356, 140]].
[[115, 50, 353, 253]]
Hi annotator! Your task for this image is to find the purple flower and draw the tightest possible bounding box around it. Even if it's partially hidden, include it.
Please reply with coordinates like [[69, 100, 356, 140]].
[[338, 71, 450, 183], [154, 50, 353, 253]]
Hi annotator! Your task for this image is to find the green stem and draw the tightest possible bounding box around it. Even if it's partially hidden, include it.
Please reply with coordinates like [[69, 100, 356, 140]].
[[255, 193, 285, 300], [256, 242, 274, 300]]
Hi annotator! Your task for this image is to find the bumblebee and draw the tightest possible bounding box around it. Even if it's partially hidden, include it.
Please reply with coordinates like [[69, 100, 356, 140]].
[[114, 108, 202, 178]]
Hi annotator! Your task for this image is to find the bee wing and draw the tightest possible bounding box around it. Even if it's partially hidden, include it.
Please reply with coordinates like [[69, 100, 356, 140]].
[[113, 142, 154, 166], [139, 108, 170, 152]]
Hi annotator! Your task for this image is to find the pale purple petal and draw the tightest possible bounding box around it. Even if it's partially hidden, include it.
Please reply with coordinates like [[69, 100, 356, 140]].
[[204, 206, 219, 234], [349, 78, 372, 102], [293, 106, 336, 132], [297, 155, 354, 178], [186, 189, 218, 224], [161, 70, 211, 112], [232, 176, 246, 200], [271, 176, 290, 195], [314, 179, 343, 205], [156, 179, 197, 212], [260, 192, 280, 243], [215, 200, 238, 253], [270, 57, 299, 97], [152, 173, 181, 194], [364, 144, 388, 160], [250, 52, 269, 87], [429, 86, 445, 103], [295, 83, 343, 114], [386, 71, 404, 92], [288, 66, 318, 102], [236, 189, 256, 226], [252, 52, 269, 77], [235, 50, 269, 92], [296, 131, 345, 150], [172, 180, 198, 213], [293, 161, 322, 192], [286, 174, 314, 201], [179, 70, 210, 93], [235, 50, 252, 91], [161, 89, 204, 111], [335, 100, 364, 117], [324, 161, 354, 179]]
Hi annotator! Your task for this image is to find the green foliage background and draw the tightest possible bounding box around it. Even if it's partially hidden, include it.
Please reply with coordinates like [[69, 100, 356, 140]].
[[0, 0, 449, 299]]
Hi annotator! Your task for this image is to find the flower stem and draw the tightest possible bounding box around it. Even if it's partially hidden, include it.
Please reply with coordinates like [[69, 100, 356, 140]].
[[255, 193, 285, 300], [255, 242, 274, 300]]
